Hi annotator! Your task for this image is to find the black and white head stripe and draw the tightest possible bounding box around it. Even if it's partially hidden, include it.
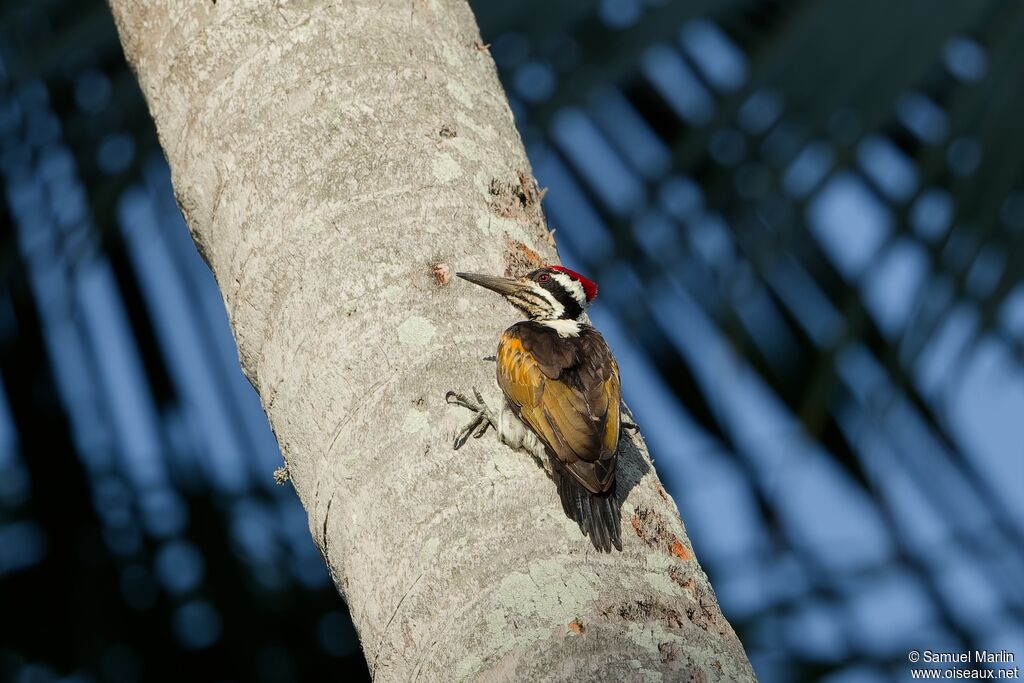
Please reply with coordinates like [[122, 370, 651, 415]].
[[506, 284, 559, 320], [540, 275, 583, 320], [516, 266, 599, 321], [550, 271, 587, 309]]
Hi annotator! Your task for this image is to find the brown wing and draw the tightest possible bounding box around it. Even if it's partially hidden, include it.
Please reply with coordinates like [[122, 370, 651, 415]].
[[496, 324, 621, 494]]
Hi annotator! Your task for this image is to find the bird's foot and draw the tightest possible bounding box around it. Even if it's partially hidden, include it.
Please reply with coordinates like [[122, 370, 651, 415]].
[[446, 388, 497, 449]]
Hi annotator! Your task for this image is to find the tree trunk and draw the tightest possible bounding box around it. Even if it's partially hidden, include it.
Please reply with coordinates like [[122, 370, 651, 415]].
[[108, 1, 756, 680]]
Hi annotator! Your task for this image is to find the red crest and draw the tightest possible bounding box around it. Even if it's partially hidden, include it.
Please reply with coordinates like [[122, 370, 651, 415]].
[[548, 265, 598, 302]]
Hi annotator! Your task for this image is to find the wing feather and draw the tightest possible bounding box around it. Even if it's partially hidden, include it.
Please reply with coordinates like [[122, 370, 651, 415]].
[[497, 325, 621, 494]]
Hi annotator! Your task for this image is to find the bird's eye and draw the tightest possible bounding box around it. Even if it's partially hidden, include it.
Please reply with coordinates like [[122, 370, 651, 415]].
[[538, 273, 550, 282]]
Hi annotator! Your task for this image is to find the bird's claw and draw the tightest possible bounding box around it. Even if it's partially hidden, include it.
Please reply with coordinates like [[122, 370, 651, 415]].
[[446, 388, 495, 449], [445, 390, 476, 410]]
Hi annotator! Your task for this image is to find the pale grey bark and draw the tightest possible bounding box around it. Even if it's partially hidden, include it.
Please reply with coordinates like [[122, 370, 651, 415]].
[[109, 1, 756, 680]]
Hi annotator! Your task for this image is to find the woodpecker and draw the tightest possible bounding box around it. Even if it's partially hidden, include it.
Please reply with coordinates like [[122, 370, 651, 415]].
[[446, 265, 624, 552]]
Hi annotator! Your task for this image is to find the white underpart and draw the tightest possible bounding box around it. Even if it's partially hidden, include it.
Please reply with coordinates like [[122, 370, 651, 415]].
[[496, 399, 553, 474], [540, 318, 582, 337], [551, 272, 587, 308]]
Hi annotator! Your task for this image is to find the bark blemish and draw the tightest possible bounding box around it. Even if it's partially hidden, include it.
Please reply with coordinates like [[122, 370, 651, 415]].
[[503, 234, 545, 277], [439, 124, 457, 139], [632, 506, 694, 562], [686, 591, 730, 635], [666, 568, 732, 636], [431, 262, 452, 286], [669, 567, 695, 596], [489, 171, 548, 237], [373, 571, 425, 673], [603, 599, 685, 630], [321, 494, 334, 556], [655, 644, 705, 683], [670, 540, 693, 561], [656, 484, 670, 502]]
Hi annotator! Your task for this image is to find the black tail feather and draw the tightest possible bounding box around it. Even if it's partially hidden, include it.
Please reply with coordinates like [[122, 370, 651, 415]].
[[556, 469, 622, 552]]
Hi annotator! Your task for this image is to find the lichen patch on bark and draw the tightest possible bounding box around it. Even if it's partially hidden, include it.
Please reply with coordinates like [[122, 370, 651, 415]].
[[396, 316, 437, 346], [401, 408, 429, 433], [432, 152, 462, 182]]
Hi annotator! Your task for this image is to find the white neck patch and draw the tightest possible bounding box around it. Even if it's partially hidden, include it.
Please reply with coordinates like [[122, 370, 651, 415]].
[[540, 318, 581, 337]]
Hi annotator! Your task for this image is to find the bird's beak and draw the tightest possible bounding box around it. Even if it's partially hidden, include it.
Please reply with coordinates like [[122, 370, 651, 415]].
[[456, 272, 528, 297]]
